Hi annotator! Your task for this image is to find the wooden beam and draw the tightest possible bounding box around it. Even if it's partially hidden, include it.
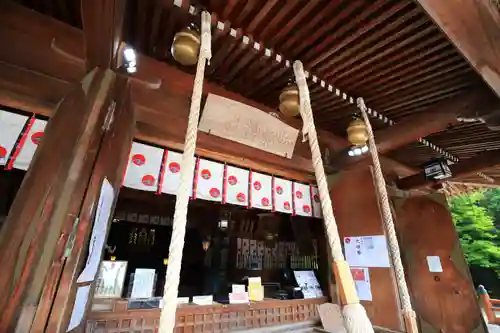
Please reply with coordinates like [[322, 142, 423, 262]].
[[397, 150, 500, 190], [81, 0, 127, 70], [329, 88, 498, 170], [0, 3, 417, 181], [416, 0, 500, 97], [0, 68, 115, 332]]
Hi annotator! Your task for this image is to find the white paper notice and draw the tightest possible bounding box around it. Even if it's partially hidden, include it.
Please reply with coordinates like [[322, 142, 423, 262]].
[[77, 179, 115, 283], [351, 267, 372, 301], [193, 295, 213, 305], [66, 285, 90, 332], [344, 235, 390, 268], [293, 270, 323, 299], [131, 268, 156, 299], [426, 256, 443, 273]]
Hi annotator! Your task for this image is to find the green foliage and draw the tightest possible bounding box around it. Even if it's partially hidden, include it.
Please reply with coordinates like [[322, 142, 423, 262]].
[[449, 190, 500, 276]]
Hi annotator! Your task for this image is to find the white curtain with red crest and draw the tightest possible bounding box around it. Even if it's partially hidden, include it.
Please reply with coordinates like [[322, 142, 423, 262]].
[[0, 111, 28, 167], [273, 177, 293, 214], [250, 171, 272, 210], [293, 182, 313, 217], [223, 165, 249, 206], [12, 119, 47, 171], [310, 186, 322, 218], [193, 158, 224, 202], [159, 149, 193, 197], [123, 142, 163, 191]]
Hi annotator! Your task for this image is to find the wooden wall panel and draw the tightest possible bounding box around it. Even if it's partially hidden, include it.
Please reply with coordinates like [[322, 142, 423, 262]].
[[329, 168, 402, 331], [393, 195, 488, 333]]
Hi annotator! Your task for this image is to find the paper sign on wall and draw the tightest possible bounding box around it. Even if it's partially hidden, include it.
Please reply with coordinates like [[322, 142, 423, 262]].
[[123, 142, 163, 191], [194, 158, 224, 202], [0, 111, 28, 166], [130, 268, 156, 299], [77, 178, 115, 283], [66, 285, 90, 332], [224, 165, 249, 206], [344, 235, 390, 268], [12, 119, 47, 170], [351, 267, 372, 301], [273, 177, 293, 214]]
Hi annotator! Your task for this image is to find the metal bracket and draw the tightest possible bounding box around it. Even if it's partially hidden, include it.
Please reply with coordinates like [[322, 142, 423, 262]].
[[64, 217, 80, 258], [102, 100, 116, 132]]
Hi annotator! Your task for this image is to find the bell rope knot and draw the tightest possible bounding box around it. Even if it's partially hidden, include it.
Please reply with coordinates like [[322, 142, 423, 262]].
[[293, 61, 312, 142]]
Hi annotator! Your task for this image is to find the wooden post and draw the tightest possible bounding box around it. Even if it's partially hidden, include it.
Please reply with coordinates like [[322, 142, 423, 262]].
[[49, 76, 134, 333], [0, 68, 116, 332], [478, 285, 496, 324]]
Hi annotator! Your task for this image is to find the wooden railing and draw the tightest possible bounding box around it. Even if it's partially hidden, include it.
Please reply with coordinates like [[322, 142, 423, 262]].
[[478, 285, 500, 325]]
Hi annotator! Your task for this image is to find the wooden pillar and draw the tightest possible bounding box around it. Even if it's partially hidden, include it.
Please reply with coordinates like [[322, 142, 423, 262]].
[[0, 68, 117, 332]]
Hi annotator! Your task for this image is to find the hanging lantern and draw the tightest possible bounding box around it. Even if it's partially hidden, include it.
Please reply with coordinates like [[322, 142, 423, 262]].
[[172, 24, 201, 66], [279, 84, 300, 117], [347, 117, 369, 157]]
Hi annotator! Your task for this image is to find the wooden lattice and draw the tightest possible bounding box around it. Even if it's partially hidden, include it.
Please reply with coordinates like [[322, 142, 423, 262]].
[[86, 298, 326, 333]]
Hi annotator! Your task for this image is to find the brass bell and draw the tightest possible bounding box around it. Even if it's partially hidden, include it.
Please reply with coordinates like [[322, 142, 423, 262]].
[[347, 118, 368, 147], [172, 26, 201, 66], [279, 84, 300, 117]]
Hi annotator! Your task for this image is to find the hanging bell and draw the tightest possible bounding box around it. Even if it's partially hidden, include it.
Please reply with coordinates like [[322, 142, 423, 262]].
[[172, 25, 201, 66], [279, 84, 300, 117], [347, 118, 368, 147]]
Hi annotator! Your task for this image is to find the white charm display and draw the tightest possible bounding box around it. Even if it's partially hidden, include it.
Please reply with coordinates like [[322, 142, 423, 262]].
[[293, 182, 312, 217], [160, 149, 193, 197], [273, 177, 293, 214], [311, 186, 322, 218], [0, 111, 28, 166], [194, 158, 224, 202], [123, 142, 163, 192], [250, 171, 272, 210], [13, 119, 47, 171], [224, 165, 249, 206]]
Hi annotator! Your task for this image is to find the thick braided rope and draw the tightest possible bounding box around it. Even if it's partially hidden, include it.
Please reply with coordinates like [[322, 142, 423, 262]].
[[357, 98, 419, 332], [158, 12, 212, 333], [293, 61, 344, 262]]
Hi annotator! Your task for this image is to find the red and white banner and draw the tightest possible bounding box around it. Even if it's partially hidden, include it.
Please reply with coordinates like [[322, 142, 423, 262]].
[[311, 186, 322, 218], [224, 165, 249, 206], [250, 171, 272, 210], [193, 158, 224, 202], [12, 119, 47, 171], [293, 182, 312, 217], [123, 142, 163, 192], [159, 150, 193, 197], [273, 177, 293, 214], [0, 111, 28, 166]]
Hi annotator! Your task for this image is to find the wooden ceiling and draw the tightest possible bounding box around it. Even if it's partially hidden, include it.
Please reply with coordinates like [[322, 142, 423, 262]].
[[9, 0, 500, 185]]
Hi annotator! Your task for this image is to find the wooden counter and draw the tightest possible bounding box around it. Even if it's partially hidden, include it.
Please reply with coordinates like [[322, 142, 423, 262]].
[[86, 297, 327, 333]]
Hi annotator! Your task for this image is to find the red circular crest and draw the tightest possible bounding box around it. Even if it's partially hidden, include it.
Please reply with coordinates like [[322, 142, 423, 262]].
[[313, 194, 320, 203], [209, 188, 220, 198], [132, 154, 146, 166], [284, 201, 291, 210], [0, 146, 6, 159], [253, 181, 262, 191], [141, 174, 155, 186], [31, 132, 44, 145], [303, 205, 311, 214], [295, 190, 303, 199], [201, 169, 211, 180], [261, 197, 270, 206], [169, 162, 180, 173], [236, 192, 246, 202], [276, 186, 283, 195], [228, 175, 238, 186], [345, 238, 351, 244]]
